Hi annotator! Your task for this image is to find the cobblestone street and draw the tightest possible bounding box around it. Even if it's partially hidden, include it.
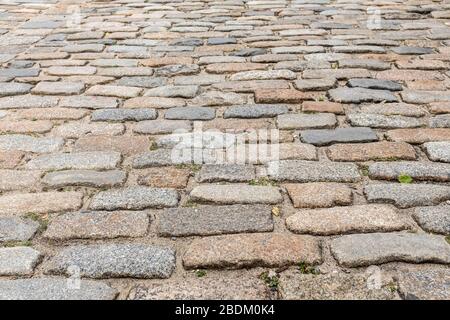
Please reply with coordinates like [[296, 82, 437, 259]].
[[0, 0, 449, 300]]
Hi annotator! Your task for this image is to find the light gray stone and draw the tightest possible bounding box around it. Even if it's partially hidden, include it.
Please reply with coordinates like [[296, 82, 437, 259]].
[[196, 164, 255, 182], [133, 120, 192, 134], [26, 152, 121, 170], [268, 160, 361, 182], [300, 127, 378, 146], [43, 170, 126, 188], [331, 233, 450, 267], [0, 278, 117, 300], [0, 217, 39, 242], [0, 68, 39, 78], [224, 104, 289, 119], [294, 78, 337, 91], [32, 82, 85, 95], [0, 95, 58, 109], [144, 85, 199, 98], [44, 211, 149, 240], [190, 185, 283, 204], [115, 77, 166, 88], [348, 113, 425, 128], [0, 83, 33, 97], [398, 269, 450, 300], [278, 113, 337, 129], [424, 142, 450, 162], [413, 206, 450, 234], [91, 108, 157, 122], [90, 186, 179, 210], [165, 106, 215, 120], [369, 161, 450, 182], [0, 134, 64, 153], [365, 184, 450, 208], [0, 247, 41, 276], [157, 205, 273, 237], [329, 87, 399, 103], [59, 96, 119, 109], [430, 115, 450, 128], [46, 244, 176, 279]]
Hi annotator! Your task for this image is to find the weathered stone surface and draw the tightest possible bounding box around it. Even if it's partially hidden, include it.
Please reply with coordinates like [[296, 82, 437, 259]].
[[424, 142, 450, 163], [74, 135, 150, 156], [331, 233, 450, 267], [301, 128, 378, 146], [230, 70, 296, 81], [0, 151, 24, 169], [0, 120, 53, 134], [0, 192, 83, 215], [284, 183, 353, 208], [430, 115, 450, 128], [0, 95, 59, 110], [255, 89, 316, 103], [287, 204, 408, 235], [278, 113, 337, 129], [90, 186, 179, 210], [134, 120, 191, 134], [369, 162, 450, 182], [348, 78, 402, 91], [32, 82, 85, 95], [0, 247, 41, 276], [0, 217, 39, 242], [327, 142, 416, 161], [361, 103, 426, 117], [413, 206, 450, 234], [302, 101, 344, 114], [47, 244, 176, 279], [137, 167, 190, 189], [386, 129, 450, 144], [43, 170, 126, 188], [397, 269, 450, 300], [157, 205, 273, 237], [294, 78, 336, 91], [0, 169, 41, 191], [52, 122, 125, 138], [183, 233, 322, 269], [59, 96, 119, 109], [129, 274, 269, 300], [0, 134, 63, 153], [280, 271, 397, 300], [196, 165, 255, 183], [0, 83, 33, 96], [165, 106, 215, 120], [347, 113, 424, 129], [329, 88, 398, 103], [268, 160, 361, 182], [190, 185, 282, 204], [91, 108, 157, 122], [0, 278, 117, 300], [86, 85, 142, 98], [365, 184, 450, 208], [44, 211, 149, 240], [191, 91, 244, 106], [144, 85, 199, 98], [26, 151, 121, 170], [224, 104, 289, 119]]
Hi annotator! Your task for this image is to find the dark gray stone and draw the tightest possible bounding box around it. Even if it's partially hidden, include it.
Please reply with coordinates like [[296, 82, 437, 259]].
[[300, 127, 378, 146], [348, 78, 402, 91]]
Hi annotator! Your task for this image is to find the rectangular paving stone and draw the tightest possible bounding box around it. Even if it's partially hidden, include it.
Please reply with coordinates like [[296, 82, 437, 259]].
[[42, 170, 126, 188], [0, 247, 41, 276], [47, 66, 97, 76], [44, 211, 149, 240], [46, 244, 176, 279], [190, 185, 283, 204], [0, 170, 41, 191], [327, 142, 417, 161], [0, 68, 39, 78], [329, 87, 398, 103], [52, 122, 125, 139], [424, 142, 450, 163], [224, 104, 289, 119], [413, 206, 450, 235], [277, 113, 337, 129], [268, 160, 361, 182], [59, 96, 119, 109], [331, 233, 450, 267], [284, 183, 353, 208], [347, 113, 425, 129], [196, 164, 255, 183], [364, 184, 450, 208], [0, 191, 83, 215], [0, 134, 64, 153], [0, 120, 53, 134], [86, 85, 142, 98], [286, 204, 409, 236], [386, 129, 450, 144], [157, 205, 273, 237], [32, 82, 85, 95], [137, 167, 190, 189], [0, 150, 24, 169], [26, 151, 121, 170], [90, 186, 179, 210], [397, 269, 450, 300], [255, 89, 317, 103], [91, 108, 157, 121], [368, 162, 450, 182], [183, 233, 322, 269], [165, 106, 215, 120], [0, 83, 33, 97], [300, 127, 378, 146], [0, 278, 117, 300], [0, 217, 39, 243], [0, 95, 59, 109], [279, 271, 397, 300], [74, 135, 151, 156], [128, 274, 269, 300]]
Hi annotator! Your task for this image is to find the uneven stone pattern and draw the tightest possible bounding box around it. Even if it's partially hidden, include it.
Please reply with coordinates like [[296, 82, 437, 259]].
[[1, 0, 450, 300], [398, 269, 450, 300], [0, 247, 41, 276]]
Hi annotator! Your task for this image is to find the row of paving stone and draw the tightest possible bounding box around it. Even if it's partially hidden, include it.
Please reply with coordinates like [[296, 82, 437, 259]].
[[0, 0, 449, 300]]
